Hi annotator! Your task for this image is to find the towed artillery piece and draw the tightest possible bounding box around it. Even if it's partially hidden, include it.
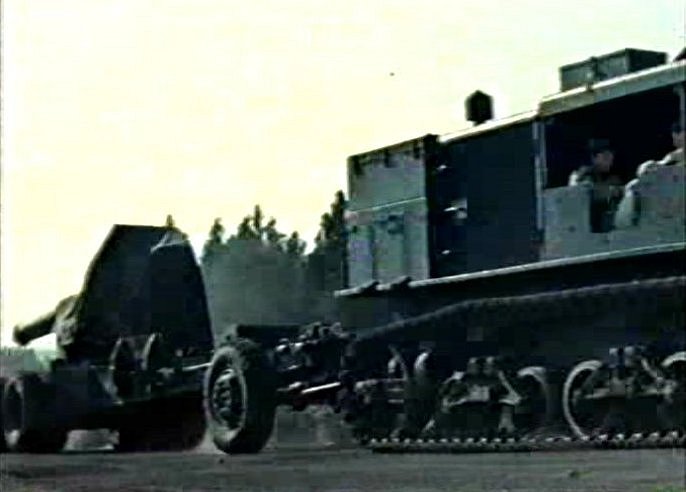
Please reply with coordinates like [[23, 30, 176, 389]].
[[202, 48, 686, 454], [1, 225, 214, 453]]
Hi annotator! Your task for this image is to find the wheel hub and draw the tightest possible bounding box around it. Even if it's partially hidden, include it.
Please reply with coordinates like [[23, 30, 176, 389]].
[[212, 366, 244, 430]]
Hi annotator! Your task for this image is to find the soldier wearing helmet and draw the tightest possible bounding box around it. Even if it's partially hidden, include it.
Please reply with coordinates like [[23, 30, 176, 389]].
[[569, 138, 624, 232], [568, 138, 621, 186]]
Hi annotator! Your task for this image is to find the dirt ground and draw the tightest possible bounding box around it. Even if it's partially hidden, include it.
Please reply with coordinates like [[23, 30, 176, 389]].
[[1, 445, 684, 492]]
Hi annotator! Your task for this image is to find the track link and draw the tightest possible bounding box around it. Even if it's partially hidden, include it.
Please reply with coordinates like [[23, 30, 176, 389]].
[[367, 431, 686, 454]]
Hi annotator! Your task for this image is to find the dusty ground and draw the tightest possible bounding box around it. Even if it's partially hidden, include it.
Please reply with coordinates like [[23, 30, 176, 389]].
[[1, 445, 684, 492]]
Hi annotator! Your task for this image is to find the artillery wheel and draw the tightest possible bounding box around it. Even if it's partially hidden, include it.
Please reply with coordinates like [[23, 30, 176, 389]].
[[203, 339, 276, 454], [116, 396, 206, 452], [141, 333, 175, 395], [109, 338, 137, 399], [2, 375, 68, 453]]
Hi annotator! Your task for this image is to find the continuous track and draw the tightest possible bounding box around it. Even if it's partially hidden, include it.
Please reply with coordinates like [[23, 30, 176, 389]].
[[356, 276, 685, 345], [368, 431, 685, 454], [354, 276, 686, 454]]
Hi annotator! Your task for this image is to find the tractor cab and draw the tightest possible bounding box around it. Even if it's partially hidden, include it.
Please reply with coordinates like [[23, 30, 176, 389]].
[[539, 50, 685, 259]]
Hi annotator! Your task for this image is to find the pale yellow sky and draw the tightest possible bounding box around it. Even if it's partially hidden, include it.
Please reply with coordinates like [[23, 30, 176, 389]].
[[1, 0, 685, 344]]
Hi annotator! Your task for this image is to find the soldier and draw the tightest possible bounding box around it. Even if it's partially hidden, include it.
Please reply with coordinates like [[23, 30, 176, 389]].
[[658, 121, 684, 166], [569, 138, 624, 232], [568, 138, 621, 186], [636, 121, 684, 176]]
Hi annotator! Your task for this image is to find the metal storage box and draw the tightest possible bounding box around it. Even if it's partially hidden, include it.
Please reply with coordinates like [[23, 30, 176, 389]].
[[559, 49, 666, 91]]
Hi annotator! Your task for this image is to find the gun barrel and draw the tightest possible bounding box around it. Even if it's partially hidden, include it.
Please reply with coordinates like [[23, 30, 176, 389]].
[[13, 311, 57, 346], [12, 295, 79, 346]]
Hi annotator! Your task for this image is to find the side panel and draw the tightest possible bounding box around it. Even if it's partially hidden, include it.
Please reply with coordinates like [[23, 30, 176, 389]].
[[347, 137, 433, 212], [428, 143, 470, 276], [437, 123, 539, 275], [346, 213, 375, 286], [56, 226, 213, 362], [347, 200, 430, 285], [346, 136, 436, 286], [543, 165, 686, 260]]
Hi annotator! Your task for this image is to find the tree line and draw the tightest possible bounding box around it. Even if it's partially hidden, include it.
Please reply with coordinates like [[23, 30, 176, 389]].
[[196, 191, 348, 339]]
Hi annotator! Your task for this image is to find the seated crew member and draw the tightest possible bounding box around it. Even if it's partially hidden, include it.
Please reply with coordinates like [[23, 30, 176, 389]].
[[569, 138, 623, 232], [658, 121, 685, 166], [637, 121, 685, 176]]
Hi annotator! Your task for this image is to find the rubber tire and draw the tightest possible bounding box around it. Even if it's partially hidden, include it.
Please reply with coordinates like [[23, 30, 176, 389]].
[[203, 339, 277, 454], [2, 375, 68, 453], [116, 396, 206, 452], [562, 359, 603, 439]]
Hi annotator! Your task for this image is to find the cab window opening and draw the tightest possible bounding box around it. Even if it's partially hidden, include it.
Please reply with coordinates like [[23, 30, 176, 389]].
[[543, 86, 681, 190]]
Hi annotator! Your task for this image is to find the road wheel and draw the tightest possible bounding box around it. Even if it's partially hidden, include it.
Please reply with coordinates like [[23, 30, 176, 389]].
[[399, 350, 446, 439], [659, 351, 685, 432], [2, 375, 67, 453], [344, 347, 409, 444], [204, 339, 276, 454], [562, 359, 607, 438], [512, 366, 554, 435]]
